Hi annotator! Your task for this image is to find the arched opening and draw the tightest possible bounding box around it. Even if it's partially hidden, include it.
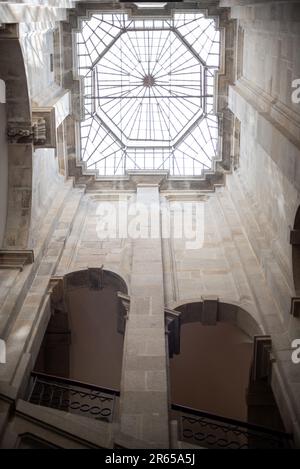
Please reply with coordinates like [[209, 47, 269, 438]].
[[171, 320, 253, 420], [29, 269, 128, 421], [169, 301, 289, 448], [0, 79, 8, 247], [292, 205, 300, 297]]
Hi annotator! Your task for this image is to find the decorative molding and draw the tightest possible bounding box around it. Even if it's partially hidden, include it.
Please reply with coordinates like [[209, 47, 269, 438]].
[[32, 107, 56, 148], [117, 292, 130, 334], [251, 335, 272, 383], [83, 172, 226, 193], [7, 110, 53, 146], [232, 116, 241, 170], [0, 249, 34, 271], [163, 193, 209, 202], [116, 294, 182, 348], [127, 170, 169, 188], [32, 117, 47, 145], [236, 24, 244, 81], [7, 124, 33, 143], [48, 276, 65, 311], [165, 308, 181, 358]]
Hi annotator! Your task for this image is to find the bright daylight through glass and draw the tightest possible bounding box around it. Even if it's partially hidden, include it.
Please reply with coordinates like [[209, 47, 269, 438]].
[[76, 12, 220, 176]]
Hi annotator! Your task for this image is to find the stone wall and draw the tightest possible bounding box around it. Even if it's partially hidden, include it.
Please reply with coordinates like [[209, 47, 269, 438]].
[[228, 1, 300, 297], [225, 0, 300, 442], [29, 148, 64, 248]]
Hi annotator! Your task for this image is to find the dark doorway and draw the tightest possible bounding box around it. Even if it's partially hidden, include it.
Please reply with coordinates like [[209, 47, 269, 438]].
[[34, 269, 127, 388]]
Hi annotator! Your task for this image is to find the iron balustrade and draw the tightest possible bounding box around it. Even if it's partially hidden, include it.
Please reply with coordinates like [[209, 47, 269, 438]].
[[27, 376, 292, 447], [28, 372, 120, 423], [171, 403, 293, 449]]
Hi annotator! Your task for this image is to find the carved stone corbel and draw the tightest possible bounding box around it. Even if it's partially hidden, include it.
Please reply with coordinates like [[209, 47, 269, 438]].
[[32, 117, 47, 145], [32, 107, 56, 148], [7, 117, 48, 145], [48, 276, 65, 313], [7, 124, 33, 143], [117, 292, 130, 335]]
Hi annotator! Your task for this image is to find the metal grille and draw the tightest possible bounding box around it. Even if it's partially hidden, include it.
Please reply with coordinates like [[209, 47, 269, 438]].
[[171, 404, 293, 449], [28, 372, 119, 423]]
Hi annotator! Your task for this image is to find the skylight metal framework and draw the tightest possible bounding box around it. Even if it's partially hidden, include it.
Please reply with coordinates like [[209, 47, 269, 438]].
[[76, 12, 220, 176]]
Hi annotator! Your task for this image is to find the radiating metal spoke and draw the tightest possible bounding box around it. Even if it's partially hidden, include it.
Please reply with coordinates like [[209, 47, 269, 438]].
[[77, 11, 220, 176]]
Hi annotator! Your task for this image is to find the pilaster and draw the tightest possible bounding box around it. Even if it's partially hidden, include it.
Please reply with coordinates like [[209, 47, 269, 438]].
[[118, 172, 169, 448]]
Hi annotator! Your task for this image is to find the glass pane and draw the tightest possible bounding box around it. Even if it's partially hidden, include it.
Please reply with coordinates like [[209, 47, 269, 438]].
[[76, 12, 220, 176]]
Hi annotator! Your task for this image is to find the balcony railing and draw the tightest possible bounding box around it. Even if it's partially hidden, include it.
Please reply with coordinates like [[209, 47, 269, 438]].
[[28, 372, 120, 423], [171, 403, 293, 449]]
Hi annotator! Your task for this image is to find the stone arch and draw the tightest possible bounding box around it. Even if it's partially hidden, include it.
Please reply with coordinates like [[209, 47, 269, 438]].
[[173, 299, 262, 338], [169, 299, 285, 434], [0, 26, 32, 248], [61, 267, 128, 295], [34, 267, 128, 388]]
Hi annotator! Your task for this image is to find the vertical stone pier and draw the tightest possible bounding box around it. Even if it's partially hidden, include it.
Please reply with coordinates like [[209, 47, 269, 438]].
[[118, 172, 169, 449]]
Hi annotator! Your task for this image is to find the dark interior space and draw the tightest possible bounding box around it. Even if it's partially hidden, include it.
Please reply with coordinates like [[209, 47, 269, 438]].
[[34, 270, 126, 389]]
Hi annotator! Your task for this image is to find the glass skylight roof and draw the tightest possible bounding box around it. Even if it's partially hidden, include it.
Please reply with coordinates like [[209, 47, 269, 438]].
[[76, 12, 220, 176]]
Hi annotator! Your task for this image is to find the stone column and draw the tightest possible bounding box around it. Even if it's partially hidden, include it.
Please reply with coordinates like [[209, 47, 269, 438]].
[[118, 172, 169, 449]]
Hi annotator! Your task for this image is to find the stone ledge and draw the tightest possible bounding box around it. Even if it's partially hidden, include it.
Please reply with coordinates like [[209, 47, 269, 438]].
[[15, 399, 112, 449], [0, 250, 34, 271]]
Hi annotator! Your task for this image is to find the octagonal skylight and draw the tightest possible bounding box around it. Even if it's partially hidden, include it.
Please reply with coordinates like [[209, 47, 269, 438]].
[[76, 12, 220, 176]]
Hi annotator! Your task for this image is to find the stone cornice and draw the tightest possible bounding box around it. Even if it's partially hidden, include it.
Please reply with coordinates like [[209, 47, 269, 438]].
[[0, 250, 34, 271]]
